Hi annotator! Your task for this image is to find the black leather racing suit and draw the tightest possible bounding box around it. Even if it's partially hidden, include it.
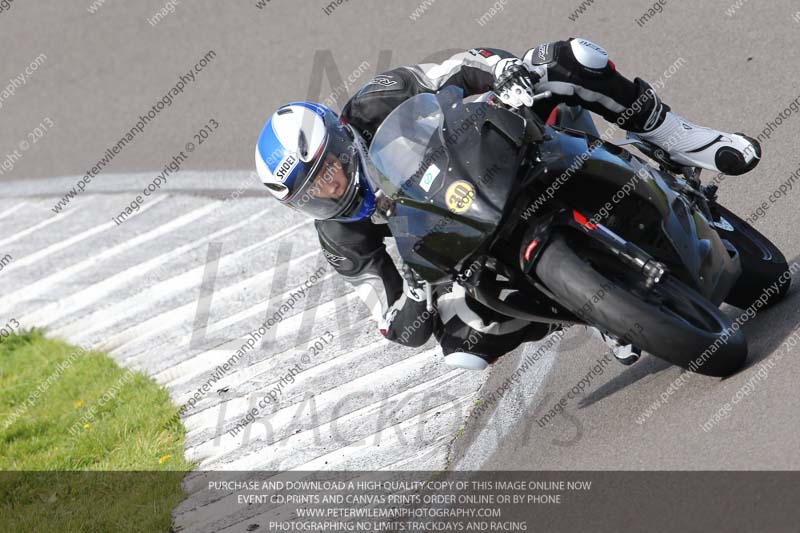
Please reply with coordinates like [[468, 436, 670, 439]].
[[315, 38, 668, 362]]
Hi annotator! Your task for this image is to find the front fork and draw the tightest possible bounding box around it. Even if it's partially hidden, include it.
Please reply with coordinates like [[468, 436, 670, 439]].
[[520, 208, 667, 289]]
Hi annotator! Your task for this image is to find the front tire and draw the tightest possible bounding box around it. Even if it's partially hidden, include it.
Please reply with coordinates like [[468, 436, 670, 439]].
[[535, 234, 747, 377]]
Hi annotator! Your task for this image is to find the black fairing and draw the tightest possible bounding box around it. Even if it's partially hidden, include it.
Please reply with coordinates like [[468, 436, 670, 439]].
[[536, 127, 739, 302], [374, 95, 527, 282], [369, 91, 739, 304]]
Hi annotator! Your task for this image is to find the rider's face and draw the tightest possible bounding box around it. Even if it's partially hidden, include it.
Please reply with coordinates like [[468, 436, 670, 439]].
[[310, 154, 348, 199]]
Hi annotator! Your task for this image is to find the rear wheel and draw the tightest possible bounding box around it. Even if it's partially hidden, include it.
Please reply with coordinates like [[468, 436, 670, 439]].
[[535, 234, 747, 377], [713, 204, 791, 308]]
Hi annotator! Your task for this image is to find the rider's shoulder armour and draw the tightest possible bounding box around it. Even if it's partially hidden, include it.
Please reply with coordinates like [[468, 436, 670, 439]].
[[569, 38, 609, 69]]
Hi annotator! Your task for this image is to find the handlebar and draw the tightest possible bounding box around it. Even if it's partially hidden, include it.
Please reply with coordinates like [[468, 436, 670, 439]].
[[531, 90, 553, 103]]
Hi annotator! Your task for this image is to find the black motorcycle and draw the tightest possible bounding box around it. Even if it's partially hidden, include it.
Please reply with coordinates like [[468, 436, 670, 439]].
[[367, 87, 789, 377]]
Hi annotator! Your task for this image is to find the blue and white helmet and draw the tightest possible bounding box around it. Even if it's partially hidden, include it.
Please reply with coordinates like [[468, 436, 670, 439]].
[[255, 102, 376, 221]]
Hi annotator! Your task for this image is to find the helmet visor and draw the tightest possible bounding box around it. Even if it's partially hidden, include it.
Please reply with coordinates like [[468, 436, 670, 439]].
[[286, 118, 359, 219]]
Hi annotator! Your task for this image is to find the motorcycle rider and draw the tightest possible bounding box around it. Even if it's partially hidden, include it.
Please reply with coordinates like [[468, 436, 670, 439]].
[[255, 38, 761, 370]]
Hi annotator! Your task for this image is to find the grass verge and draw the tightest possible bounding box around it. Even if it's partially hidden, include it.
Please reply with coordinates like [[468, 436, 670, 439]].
[[0, 329, 193, 532]]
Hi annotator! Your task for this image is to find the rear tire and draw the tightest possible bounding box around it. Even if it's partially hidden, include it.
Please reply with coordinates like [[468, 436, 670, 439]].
[[535, 234, 747, 377], [714, 204, 791, 309]]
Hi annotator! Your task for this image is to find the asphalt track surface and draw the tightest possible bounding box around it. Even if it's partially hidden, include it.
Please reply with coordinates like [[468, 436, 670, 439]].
[[2, 0, 800, 530]]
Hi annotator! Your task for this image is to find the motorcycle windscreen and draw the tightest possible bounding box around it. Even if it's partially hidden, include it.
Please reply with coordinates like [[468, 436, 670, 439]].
[[368, 91, 446, 201], [369, 90, 510, 282]]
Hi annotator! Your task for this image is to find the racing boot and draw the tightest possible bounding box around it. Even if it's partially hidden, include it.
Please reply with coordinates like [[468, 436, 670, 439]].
[[639, 111, 761, 175], [631, 79, 761, 175], [598, 330, 641, 366], [610, 343, 642, 366]]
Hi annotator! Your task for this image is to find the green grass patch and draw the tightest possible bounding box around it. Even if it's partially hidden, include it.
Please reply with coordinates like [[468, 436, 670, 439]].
[[0, 329, 194, 532]]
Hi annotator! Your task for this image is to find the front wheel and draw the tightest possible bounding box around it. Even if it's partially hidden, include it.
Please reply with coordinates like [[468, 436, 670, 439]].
[[535, 234, 747, 377]]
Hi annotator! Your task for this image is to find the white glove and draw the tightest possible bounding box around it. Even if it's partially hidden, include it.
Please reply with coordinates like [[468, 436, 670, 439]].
[[403, 278, 426, 303], [493, 58, 536, 109]]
